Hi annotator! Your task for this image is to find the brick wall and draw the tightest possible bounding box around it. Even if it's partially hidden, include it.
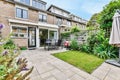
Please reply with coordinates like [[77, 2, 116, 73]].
[[0, 1, 15, 38], [0, 1, 37, 47], [47, 14, 55, 24], [13, 38, 28, 47]]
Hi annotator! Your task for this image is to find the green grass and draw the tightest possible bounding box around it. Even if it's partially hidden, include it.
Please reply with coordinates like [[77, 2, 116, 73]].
[[52, 51, 104, 73]]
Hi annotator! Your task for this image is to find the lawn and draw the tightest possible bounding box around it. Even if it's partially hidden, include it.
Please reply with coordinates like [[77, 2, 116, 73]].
[[52, 51, 104, 73]]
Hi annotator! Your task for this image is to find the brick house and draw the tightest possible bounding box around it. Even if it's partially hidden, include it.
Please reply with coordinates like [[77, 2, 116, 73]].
[[0, 0, 87, 49]]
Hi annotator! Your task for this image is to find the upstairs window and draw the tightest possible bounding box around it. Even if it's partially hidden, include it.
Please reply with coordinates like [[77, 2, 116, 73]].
[[67, 20, 71, 26], [20, 0, 30, 5], [16, 8, 28, 19], [39, 14, 47, 22], [56, 17, 62, 25], [32, 0, 46, 10]]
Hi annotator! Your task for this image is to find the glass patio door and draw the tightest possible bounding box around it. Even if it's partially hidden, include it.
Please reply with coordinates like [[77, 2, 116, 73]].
[[39, 29, 48, 46], [28, 27, 36, 47]]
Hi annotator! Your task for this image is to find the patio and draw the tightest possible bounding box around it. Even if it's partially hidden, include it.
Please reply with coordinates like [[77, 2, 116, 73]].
[[20, 48, 120, 80]]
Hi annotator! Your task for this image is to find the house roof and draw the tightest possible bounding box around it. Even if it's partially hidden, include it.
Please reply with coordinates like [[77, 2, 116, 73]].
[[6, 0, 87, 25], [37, 0, 47, 5], [47, 5, 70, 14]]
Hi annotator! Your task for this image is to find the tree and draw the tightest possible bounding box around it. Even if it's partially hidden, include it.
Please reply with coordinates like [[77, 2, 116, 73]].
[[70, 26, 80, 33], [98, 0, 120, 37], [87, 13, 100, 29]]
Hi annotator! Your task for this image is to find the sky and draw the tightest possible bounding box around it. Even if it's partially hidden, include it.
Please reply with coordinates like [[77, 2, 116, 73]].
[[43, 0, 111, 20]]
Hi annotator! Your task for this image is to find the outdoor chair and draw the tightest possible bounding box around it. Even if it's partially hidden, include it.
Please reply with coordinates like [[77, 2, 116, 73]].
[[44, 39, 51, 50], [51, 39, 57, 49], [55, 39, 63, 49]]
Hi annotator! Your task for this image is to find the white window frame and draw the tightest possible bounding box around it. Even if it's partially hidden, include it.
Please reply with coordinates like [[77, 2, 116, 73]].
[[15, 5, 29, 20], [11, 25, 28, 38], [32, 0, 46, 10]]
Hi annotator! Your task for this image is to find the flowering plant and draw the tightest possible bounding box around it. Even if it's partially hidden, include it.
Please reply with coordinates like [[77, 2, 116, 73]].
[[0, 24, 33, 80], [0, 24, 3, 30]]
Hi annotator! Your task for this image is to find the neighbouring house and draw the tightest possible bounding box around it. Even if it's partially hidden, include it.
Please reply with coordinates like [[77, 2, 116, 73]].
[[0, 0, 87, 49], [47, 5, 87, 33]]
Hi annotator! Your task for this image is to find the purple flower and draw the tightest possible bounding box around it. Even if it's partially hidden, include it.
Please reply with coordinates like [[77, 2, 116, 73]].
[[14, 50, 17, 53], [0, 42, 3, 45], [0, 24, 3, 30], [22, 67, 29, 71], [2, 50, 8, 56]]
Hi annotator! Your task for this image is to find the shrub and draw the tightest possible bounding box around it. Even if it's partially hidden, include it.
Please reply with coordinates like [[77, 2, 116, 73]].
[[61, 32, 71, 39], [79, 43, 90, 53], [70, 39, 79, 50], [93, 43, 117, 59], [3, 39, 16, 49], [80, 30, 118, 59], [71, 26, 80, 33], [20, 46, 27, 50]]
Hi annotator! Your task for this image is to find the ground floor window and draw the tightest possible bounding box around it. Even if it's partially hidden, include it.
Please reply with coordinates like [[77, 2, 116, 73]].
[[12, 26, 27, 38], [49, 31, 57, 40]]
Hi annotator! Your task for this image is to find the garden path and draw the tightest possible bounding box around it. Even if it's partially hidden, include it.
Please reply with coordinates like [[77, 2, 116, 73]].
[[20, 48, 120, 80]]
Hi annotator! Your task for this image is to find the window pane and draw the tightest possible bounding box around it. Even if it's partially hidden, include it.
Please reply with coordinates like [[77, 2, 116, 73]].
[[41, 4, 45, 10], [13, 33, 19, 37], [42, 5, 45, 10], [39, 14, 43, 21], [38, 2, 41, 9], [20, 0, 30, 5], [40, 4, 43, 9], [32, 0, 36, 7], [16, 8, 22, 18], [20, 0, 24, 3], [57, 18, 62, 25], [25, 0, 30, 5], [12, 27, 27, 38], [23, 10, 28, 19], [32, 0, 45, 10], [67, 21, 71, 26], [43, 15, 47, 22]]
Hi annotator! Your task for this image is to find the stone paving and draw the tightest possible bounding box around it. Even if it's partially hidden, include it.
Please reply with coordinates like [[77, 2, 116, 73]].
[[20, 48, 120, 80]]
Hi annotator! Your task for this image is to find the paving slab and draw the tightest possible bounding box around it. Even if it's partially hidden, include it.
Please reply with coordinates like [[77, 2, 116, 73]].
[[92, 62, 120, 80], [20, 48, 120, 80]]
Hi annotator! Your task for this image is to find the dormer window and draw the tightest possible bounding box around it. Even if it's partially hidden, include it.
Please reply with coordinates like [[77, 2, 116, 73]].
[[32, 0, 46, 10], [20, 0, 30, 5]]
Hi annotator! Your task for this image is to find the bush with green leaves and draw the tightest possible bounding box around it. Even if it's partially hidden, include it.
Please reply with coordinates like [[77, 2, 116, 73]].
[[70, 39, 79, 50], [79, 43, 90, 53], [61, 32, 71, 39], [93, 43, 118, 59], [3, 39, 16, 49], [71, 26, 80, 33], [80, 30, 118, 59], [20, 46, 27, 50]]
